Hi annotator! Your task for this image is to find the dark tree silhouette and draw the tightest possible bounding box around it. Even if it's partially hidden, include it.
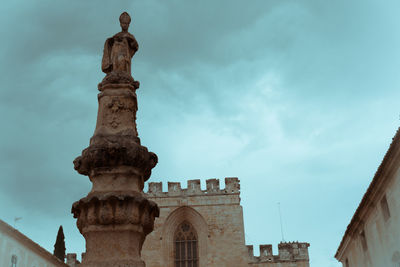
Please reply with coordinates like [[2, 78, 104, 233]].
[[53, 225, 65, 262]]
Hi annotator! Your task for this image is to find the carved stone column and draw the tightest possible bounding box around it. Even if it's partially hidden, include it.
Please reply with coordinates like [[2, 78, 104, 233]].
[[71, 12, 159, 267]]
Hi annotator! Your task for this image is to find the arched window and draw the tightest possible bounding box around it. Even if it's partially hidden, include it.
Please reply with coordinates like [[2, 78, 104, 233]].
[[174, 221, 198, 267], [11, 255, 17, 267]]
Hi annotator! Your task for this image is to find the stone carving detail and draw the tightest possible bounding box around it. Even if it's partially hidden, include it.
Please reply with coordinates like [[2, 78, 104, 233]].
[[72, 194, 159, 235], [73, 135, 158, 181], [105, 97, 133, 128], [108, 98, 124, 112], [95, 86, 139, 137]]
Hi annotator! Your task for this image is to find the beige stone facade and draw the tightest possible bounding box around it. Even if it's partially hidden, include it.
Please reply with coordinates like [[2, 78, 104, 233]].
[[0, 219, 68, 267], [335, 128, 400, 266], [142, 178, 310, 267]]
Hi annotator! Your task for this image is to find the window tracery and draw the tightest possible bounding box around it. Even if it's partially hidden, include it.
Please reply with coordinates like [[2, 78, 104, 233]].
[[174, 221, 198, 267]]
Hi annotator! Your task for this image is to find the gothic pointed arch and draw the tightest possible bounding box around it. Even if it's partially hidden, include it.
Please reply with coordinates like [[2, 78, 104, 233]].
[[161, 206, 208, 267]]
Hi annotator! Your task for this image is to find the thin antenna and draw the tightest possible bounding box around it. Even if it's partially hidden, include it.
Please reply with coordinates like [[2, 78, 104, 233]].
[[277, 202, 285, 242]]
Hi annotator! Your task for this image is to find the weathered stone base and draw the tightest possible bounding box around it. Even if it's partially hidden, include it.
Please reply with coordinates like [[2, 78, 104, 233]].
[[81, 259, 145, 267], [72, 193, 159, 267], [81, 230, 146, 267]]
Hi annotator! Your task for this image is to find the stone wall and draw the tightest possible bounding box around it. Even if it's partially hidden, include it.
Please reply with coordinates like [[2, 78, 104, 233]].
[[338, 165, 400, 266], [335, 129, 400, 267]]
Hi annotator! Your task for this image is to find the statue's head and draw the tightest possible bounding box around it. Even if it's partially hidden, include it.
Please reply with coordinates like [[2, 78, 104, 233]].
[[119, 12, 131, 32]]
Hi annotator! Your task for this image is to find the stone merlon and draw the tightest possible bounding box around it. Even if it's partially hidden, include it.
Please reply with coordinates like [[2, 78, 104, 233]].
[[147, 177, 240, 197], [247, 242, 310, 264]]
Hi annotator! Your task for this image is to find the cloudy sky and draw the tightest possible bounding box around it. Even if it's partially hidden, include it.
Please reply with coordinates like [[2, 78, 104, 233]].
[[1, 0, 400, 266]]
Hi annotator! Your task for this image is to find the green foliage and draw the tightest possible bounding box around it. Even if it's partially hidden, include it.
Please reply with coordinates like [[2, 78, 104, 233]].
[[53, 225, 65, 262]]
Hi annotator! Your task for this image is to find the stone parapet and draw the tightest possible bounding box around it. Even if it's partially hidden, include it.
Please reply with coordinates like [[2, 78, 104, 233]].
[[248, 242, 310, 264], [146, 178, 241, 208], [147, 177, 240, 197], [278, 242, 310, 261], [66, 253, 80, 267]]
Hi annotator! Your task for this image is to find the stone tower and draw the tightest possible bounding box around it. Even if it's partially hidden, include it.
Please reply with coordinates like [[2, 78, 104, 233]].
[[71, 12, 159, 267], [141, 178, 310, 267]]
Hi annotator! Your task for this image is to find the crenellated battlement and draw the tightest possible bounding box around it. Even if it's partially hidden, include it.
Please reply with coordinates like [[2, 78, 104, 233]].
[[147, 177, 240, 197], [247, 242, 310, 264]]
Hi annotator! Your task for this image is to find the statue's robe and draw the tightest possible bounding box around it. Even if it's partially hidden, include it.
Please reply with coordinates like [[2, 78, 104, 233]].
[[101, 32, 138, 75]]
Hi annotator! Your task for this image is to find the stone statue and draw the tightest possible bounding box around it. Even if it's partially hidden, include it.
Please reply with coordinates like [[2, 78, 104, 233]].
[[73, 12, 158, 267], [100, 12, 139, 88]]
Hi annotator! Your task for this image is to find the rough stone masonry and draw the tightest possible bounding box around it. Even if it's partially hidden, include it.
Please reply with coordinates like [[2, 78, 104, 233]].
[[71, 12, 159, 267]]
